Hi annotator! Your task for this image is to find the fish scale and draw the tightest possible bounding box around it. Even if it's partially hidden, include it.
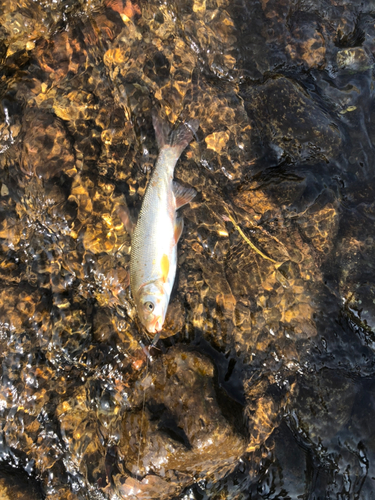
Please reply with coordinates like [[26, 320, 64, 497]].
[[131, 148, 178, 293], [130, 113, 199, 334]]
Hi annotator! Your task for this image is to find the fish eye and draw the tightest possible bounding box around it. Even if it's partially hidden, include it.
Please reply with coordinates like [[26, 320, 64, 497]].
[[144, 301, 154, 312]]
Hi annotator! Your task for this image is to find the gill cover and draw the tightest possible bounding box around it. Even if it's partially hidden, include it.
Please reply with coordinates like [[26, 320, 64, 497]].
[[136, 281, 169, 334]]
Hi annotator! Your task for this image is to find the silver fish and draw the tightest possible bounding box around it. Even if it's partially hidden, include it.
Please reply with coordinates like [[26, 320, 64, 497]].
[[130, 112, 199, 334]]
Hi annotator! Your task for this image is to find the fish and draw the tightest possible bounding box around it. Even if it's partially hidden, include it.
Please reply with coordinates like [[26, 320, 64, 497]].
[[129, 111, 199, 335]]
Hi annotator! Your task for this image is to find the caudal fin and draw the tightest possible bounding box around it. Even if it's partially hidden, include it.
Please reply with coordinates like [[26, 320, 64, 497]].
[[152, 110, 199, 155]]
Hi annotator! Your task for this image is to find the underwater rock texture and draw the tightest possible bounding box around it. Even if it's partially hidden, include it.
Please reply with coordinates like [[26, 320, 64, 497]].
[[0, 0, 374, 498]]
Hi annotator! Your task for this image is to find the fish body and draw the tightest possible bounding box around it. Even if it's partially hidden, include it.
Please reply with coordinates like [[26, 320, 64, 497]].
[[130, 113, 198, 334]]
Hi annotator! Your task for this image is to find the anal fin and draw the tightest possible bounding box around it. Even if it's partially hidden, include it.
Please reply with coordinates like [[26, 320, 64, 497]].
[[173, 181, 196, 209], [174, 217, 184, 244]]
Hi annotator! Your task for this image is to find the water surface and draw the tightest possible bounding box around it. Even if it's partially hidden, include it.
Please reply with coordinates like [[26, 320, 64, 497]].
[[0, 0, 375, 498]]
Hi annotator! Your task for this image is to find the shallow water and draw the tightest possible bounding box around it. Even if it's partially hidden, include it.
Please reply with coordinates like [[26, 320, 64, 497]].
[[0, 0, 375, 498]]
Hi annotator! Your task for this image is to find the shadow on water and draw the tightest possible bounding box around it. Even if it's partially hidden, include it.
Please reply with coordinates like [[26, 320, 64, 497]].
[[0, 0, 375, 498]]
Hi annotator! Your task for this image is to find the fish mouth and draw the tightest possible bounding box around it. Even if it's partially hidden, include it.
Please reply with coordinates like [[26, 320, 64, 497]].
[[147, 316, 163, 334]]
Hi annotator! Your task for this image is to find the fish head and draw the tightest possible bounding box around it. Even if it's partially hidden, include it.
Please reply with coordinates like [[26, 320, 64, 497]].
[[135, 282, 168, 334]]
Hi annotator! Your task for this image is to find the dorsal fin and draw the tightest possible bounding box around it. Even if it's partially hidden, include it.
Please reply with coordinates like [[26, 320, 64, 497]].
[[173, 181, 196, 209]]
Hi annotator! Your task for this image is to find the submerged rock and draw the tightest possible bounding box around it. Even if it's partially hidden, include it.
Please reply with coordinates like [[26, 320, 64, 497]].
[[0, 0, 374, 498], [336, 47, 372, 72], [0, 467, 43, 500], [113, 347, 247, 498], [244, 76, 342, 164]]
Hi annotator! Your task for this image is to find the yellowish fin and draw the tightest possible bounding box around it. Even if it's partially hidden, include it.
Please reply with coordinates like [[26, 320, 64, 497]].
[[161, 254, 169, 283]]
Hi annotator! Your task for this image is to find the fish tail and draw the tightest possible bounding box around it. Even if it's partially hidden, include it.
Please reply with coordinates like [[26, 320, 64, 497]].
[[152, 110, 199, 155]]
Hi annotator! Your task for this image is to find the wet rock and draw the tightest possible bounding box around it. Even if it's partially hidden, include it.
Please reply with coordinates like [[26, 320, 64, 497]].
[[320, 183, 375, 353], [286, 12, 326, 69], [19, 109, 76, 179], [159, 300, 186, 338], [114, 347, 247, 498], [286, 370, 373, 498], [0, 467, 43, 500], [296, 189, 339, 256], [254, 421, 307, 498], [337, 47, 372, 72], [0, 0, 48, 57], [0, 0, 375, 498], [244, 76, 342, 164], [292, 370, 358, 448]]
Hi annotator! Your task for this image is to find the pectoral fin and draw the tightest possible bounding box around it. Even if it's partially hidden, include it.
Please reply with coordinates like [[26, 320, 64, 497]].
[[161, 254, 170, 283], [174, 217, 184, 244], [173, 181, 196, 209], [116, 204, 135, 235]]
